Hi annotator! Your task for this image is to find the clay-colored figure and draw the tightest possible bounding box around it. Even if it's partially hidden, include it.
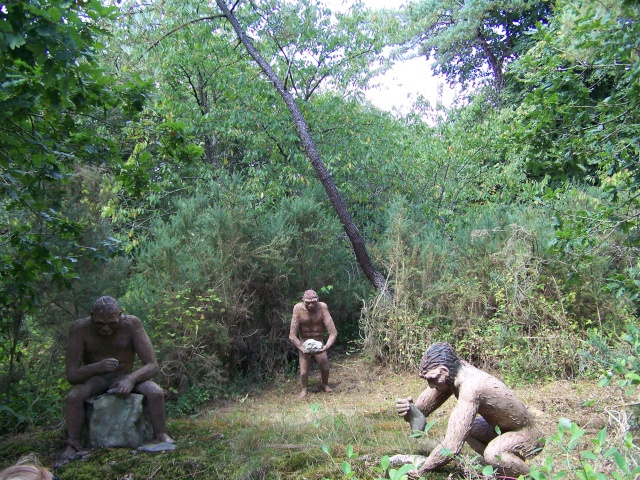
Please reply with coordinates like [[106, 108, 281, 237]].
[[0, 454, 53, 480], [396, 342, 543, 478], [289, 290, 338, 399], [0, 464, 53, 480], [61, 296, 173, 460]]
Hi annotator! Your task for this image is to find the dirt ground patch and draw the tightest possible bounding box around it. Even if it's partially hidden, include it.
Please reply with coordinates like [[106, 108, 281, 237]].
[[214, 352, 621, 440], [1, 353, 634, 480]]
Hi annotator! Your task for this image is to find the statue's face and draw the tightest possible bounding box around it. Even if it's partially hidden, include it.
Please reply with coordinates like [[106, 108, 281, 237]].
[[303, 298, 318, 311], [420, 365, 450, 392], [92, 312, 121, 336]]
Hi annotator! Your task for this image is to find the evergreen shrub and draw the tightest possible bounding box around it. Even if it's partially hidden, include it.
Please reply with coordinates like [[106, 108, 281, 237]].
[[124, 176, 367, 407], [362, 197, 634, 382]]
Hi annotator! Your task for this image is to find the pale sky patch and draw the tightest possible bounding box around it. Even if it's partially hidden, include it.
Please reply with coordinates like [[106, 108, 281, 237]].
[[326, 0, 457, 114]]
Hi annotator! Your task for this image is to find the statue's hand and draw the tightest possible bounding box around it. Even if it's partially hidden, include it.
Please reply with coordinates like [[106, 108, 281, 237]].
[[395, 396, 413, 417], [407, 468, 423, 480], [99, 357, 119, 373], [111, 376, 135, 398]]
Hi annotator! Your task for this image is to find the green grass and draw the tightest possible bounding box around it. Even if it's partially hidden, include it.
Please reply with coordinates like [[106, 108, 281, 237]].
[[0, 355, 617, 479]]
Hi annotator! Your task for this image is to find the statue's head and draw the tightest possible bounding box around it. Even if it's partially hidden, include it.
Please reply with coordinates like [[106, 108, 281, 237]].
[[419, 342, 461, 389], [90, 296, 122, 337], [0, 464, 54, 480], [302, 289, 319, 311]]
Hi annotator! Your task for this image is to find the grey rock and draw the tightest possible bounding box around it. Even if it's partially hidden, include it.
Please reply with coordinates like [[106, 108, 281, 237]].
[[302, 339, 323, 354], [389, 454, 427, 468], [138, 442, 176, 453], [86, 393, 152, 448], [407, 402, 427, 432]]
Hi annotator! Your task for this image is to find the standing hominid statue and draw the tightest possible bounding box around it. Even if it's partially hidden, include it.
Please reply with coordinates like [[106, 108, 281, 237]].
[[395, 342, 544, 478], [289, 290, 338, 399], [61, 296, 173, 460]]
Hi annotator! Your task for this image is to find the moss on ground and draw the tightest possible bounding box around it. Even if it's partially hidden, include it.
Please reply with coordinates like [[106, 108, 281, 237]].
[[0, 355, 612, 479]]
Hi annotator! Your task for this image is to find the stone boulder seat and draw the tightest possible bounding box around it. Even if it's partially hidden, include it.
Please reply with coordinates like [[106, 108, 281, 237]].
[[85, 393, 152, 449]]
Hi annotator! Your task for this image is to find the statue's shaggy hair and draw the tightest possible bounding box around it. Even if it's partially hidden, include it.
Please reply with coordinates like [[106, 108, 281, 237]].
[[303, 289, 318, 301], [91, 296, 121, 316], [419, 342, 462, 384]]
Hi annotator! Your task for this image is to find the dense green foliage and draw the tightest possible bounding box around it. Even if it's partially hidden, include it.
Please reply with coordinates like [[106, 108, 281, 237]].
[[400, 0, 553, 90], [1, 2, 638, 477], [0, 0, 141, 431], [124, 177, 367, 407]]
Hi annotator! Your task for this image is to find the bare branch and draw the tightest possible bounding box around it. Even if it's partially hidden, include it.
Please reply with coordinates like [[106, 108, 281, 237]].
[[145, 15, 225, 54]]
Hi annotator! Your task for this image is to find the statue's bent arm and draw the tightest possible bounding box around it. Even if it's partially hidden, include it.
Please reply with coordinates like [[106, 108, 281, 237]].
[[66, 324, 100, 385], [128, 317, 160, 384], [420, 397, 479, 472], [414, 386, 451, 417], [322, 306, 337, 350]]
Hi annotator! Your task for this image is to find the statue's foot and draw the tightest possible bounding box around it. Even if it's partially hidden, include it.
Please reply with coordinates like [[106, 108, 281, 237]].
[[155, 433, 175, 444], [55, 441, 90, 467], [59, 445, 78, 460], [299, 388, 308, 399], [321, 384, 332, 393]]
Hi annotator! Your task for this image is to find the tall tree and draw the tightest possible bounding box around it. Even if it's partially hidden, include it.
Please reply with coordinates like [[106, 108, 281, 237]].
[[0, 0, 140, 410], [213, 0, 388, 293], [505, 0, 640, 300], [112, 0, 392, 292], [402, 0, 552, 91]]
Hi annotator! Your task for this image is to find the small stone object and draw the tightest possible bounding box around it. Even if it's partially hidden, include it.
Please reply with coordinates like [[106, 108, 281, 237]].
[[302, 339, 323, 354], [138, 442, 176, 453], [86, 393, 152, 448], [407, 402, 427, 432], [389, 454, 427, 469]]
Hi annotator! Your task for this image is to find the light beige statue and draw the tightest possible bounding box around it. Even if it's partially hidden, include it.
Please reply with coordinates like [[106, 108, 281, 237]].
[[395, 342, 544, 478], [61, 296, 173, 460], [289, 290, 337, 399], [0, 454, 53, 480], [0, 464, 53, 480]]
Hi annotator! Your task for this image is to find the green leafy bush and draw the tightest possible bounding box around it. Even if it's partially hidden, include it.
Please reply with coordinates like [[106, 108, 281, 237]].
[[530, 419, 640, 480], [124, 176, 367, 406], [362, 197, 633, 382]]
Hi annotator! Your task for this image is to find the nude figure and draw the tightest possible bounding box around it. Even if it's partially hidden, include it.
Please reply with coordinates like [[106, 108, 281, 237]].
[[61, 296, 173, 460], [396, 342, 544, 478], [289, 290, 338, 399]]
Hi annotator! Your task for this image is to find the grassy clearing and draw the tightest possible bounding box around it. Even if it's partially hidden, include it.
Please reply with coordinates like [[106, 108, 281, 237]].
[[0, 354, 623, 479]]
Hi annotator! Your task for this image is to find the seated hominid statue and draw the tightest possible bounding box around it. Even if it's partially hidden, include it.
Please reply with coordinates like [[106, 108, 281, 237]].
[[61, 296, 173, 460], [395, 342, 544, 478]]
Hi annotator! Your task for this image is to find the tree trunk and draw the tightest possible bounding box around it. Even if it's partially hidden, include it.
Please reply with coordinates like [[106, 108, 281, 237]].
[[476, 29, 504, 91], [214, 0, 387, 294]]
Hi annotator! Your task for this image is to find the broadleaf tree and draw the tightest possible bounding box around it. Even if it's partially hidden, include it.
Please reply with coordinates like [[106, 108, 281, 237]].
[[112, 0, 394, 293], [0, 0, 143, 413], [213, 0, 388, 292], [505, 0, 640, 302], [401, 0, 552, 92]]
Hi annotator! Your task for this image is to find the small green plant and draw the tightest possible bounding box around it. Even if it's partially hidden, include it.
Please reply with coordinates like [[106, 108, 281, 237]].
[[321, 444, 425, 480], [167, 385, 213, 416], [529, 418, 640, 480], [598, 324, 640, 395], [339, 444, 360, 478], [409, 420, 435, 439], [383, 461, 421, 480], [311, 402, 321, 428], [320, 285, 334, 296]]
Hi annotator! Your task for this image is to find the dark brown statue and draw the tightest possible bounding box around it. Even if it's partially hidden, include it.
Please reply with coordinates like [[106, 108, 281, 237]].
[[289, 290, 338, 399], [395, 342, 544, 478], [61, 296, 173, 459]]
